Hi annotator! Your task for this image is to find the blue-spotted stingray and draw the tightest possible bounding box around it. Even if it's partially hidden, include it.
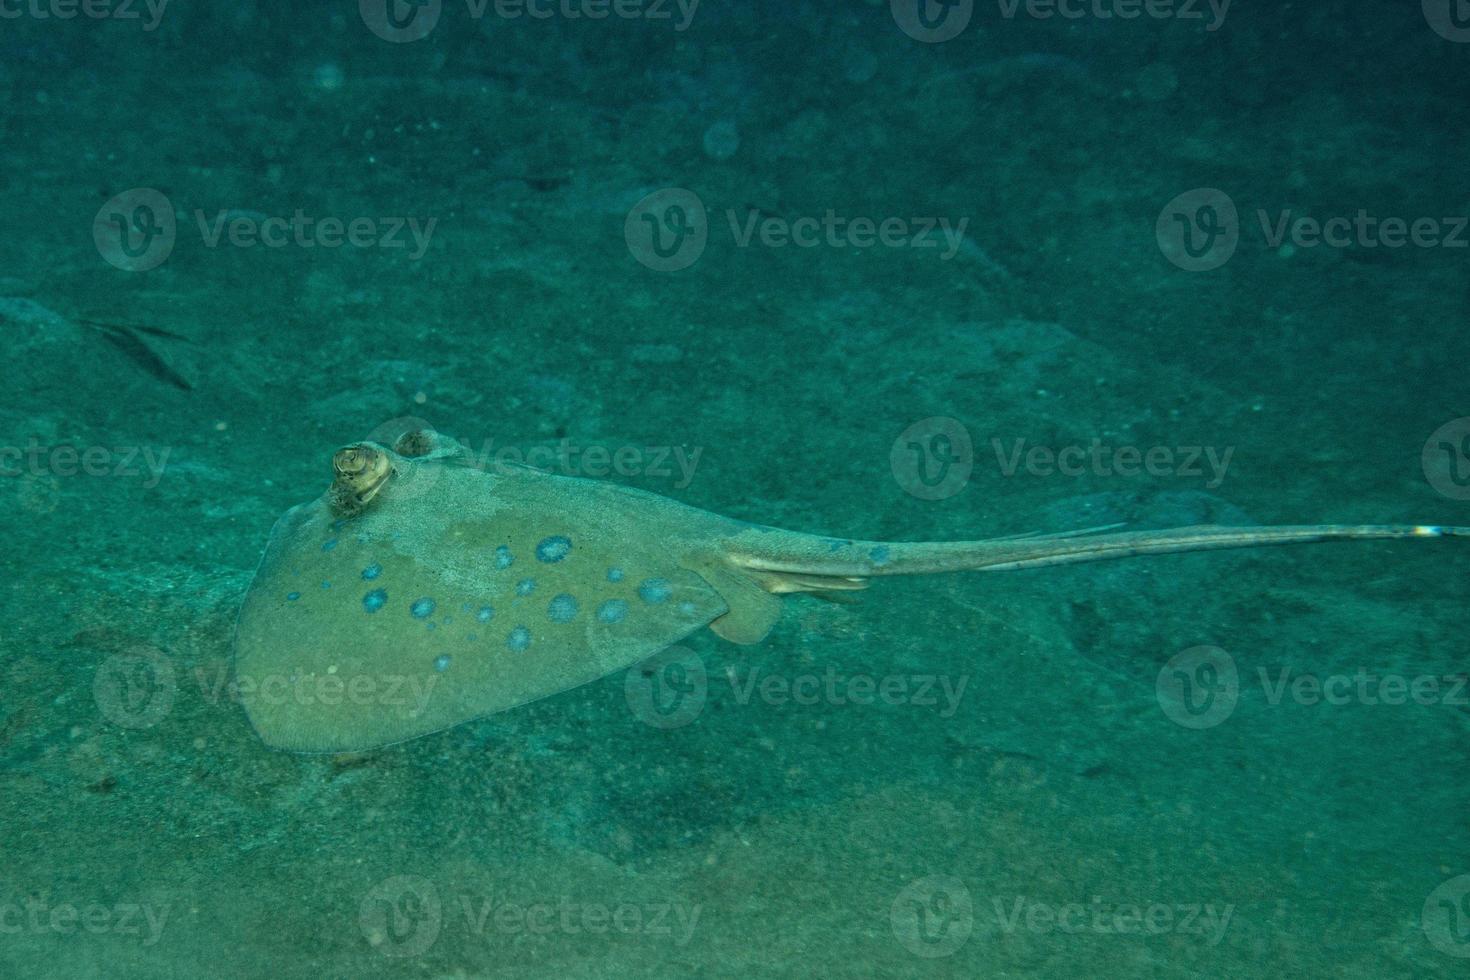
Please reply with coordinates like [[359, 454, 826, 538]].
[[233, 427, 1468, 751]]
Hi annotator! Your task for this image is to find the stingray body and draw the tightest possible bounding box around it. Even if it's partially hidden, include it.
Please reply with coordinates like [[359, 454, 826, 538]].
[[234, 428, 1467, 752]]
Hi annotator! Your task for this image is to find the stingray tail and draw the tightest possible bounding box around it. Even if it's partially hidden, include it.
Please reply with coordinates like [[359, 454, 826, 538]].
[[722, 523, 1469, 587]]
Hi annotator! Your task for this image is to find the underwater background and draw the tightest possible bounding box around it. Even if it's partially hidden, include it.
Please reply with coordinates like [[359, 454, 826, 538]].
[[2, 1, 1469, 976]]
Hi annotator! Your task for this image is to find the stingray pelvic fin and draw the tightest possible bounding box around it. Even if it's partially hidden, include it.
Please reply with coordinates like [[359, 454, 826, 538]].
[[692, 559, 786, 645]]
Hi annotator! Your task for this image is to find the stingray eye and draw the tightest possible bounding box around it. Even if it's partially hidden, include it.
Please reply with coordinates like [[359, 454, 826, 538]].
[[393, 429, 436, 458], [329, 444, 393, 514], [333, 446, 371, 477]]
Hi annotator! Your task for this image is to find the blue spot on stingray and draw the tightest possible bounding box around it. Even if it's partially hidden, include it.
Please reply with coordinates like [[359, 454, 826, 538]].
[[363, 588, 387, 613], [466, 633, 478, 643], [322, 538, 338, 552], [516, 578, 537, 596], [442, 615, 453, 626], [825, 538, 849, 552], [869, 545, 891, 566], [494, 546, 514, 569], [678, 601, 696, 616], [507, 626, 531, 651], [476, 605, 494, 623], [597, 599, 628, 624], [362, 563, 382, 580], [638, 578, 672, 604], [321, 580, 331, 590], [331, 518, 349, 531], [607, 567, 625, 583], [535, 535, 572, 562], [433, 654, 452, 672], [410, 597, 436, 619], [286, 591, 300, 601], [355, 532, 371, 545], [547, 594, 579, 623]]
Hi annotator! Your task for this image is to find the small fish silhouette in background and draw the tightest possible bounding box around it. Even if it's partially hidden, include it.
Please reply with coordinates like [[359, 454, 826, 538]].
[[74, 318, 193, 391], [0, 298, 193, 391]]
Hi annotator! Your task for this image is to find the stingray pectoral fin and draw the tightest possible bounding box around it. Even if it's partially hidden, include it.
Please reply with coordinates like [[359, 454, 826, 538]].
[[233, 471, 732, 752]]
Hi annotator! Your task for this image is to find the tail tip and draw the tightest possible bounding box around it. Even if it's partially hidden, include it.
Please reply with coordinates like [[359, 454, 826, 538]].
[[1415, 525, 1470, 538]]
